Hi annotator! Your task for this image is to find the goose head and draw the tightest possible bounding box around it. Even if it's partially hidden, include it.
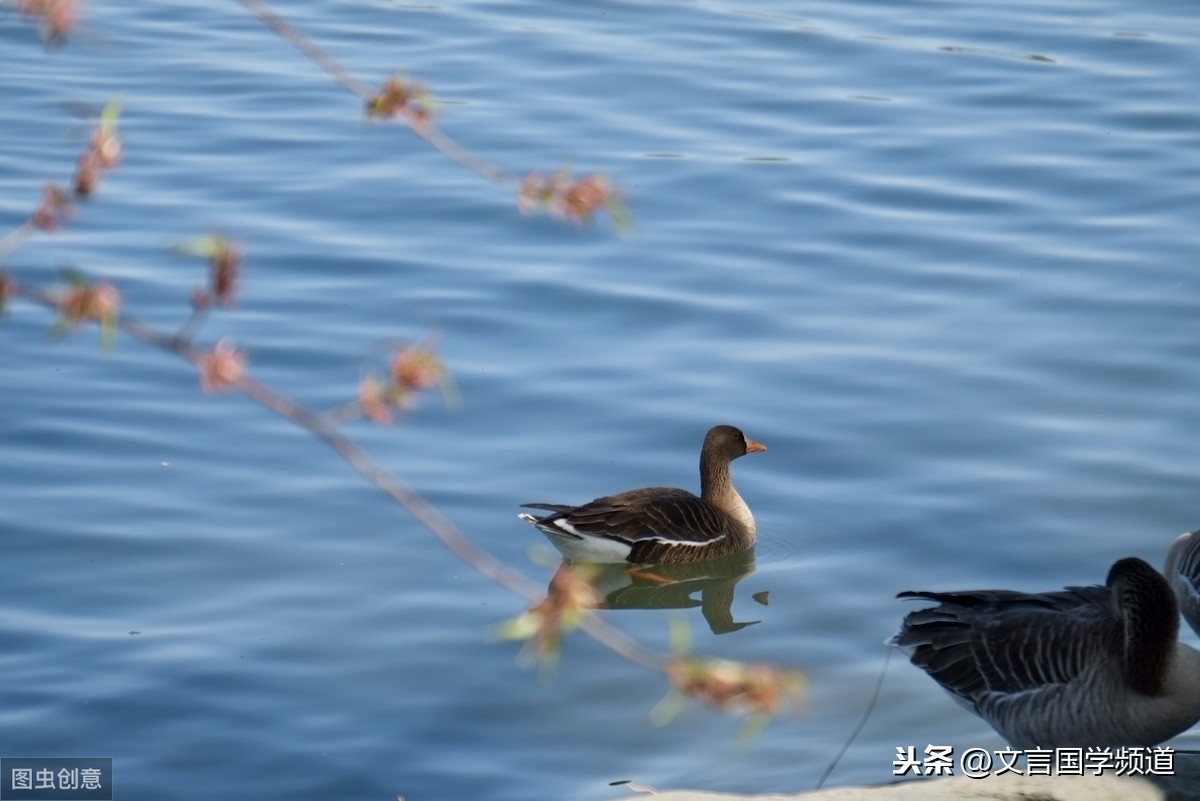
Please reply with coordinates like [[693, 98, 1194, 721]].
[[701, 425, 766, 465]]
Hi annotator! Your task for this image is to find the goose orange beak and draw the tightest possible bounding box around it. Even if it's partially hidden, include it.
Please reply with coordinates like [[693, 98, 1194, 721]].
[[746, 439, 767, 454]]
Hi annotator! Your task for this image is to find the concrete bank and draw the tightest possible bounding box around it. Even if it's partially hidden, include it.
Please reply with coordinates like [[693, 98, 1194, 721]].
[[618, 767, 1200, 801]]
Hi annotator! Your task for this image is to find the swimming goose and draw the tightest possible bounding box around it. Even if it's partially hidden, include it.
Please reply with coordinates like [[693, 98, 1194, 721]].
[[893, 550, 1200, 748], [518, 424, 766, 564]]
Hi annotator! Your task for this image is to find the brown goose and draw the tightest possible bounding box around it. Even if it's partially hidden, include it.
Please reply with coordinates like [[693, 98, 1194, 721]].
[[893, 546, 1200, 748], [518, 424, 766, 564]]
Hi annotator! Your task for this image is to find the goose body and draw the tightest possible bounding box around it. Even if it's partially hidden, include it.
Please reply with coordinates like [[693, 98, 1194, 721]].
[[518, 424, 766, 564], [893, 547, 1200, 748]]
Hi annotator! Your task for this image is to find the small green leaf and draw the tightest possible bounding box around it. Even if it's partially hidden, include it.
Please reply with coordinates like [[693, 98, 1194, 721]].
[[734, 713, 770, 748], [99, 312, 118, 353], [668, 615, 691, 654], [494, 611, 540, 642], [650, 689, 687, 727], [172, 235, 223, 259], [100, 99, 123, 132], [608, 199, 633, 237]]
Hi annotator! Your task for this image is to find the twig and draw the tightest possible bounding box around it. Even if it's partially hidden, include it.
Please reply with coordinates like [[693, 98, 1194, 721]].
[[232, 0, 513, 186], [8, 276, 663, 673], [231, 0, 628, 225], [0, 221, 36, 259], [233, 0, 375, 99]]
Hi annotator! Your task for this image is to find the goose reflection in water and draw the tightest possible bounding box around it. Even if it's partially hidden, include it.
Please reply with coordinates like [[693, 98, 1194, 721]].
[[548, 548, 765, 635]]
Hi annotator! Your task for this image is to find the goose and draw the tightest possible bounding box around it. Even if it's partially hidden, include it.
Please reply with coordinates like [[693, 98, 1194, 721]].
[[518, 424, 766, 564], [1165, 528, 1200, 632], [892, 531, 1200, 748]]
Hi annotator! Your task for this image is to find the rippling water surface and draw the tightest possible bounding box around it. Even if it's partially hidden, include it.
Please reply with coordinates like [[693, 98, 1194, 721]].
[[2, 1, 1199, 798]]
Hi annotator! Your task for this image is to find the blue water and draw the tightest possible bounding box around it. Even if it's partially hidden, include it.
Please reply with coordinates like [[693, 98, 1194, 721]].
[[2, 0, 1199, 798]]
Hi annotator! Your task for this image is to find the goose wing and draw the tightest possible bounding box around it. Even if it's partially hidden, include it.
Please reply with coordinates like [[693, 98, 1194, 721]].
[[894, 585, 1117, 711], [544, 488, 735, 546], [1165, 528, 1200, 637]]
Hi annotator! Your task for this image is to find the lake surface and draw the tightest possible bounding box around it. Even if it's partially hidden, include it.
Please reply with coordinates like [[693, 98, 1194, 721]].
[[2, 0, 1199, 798]]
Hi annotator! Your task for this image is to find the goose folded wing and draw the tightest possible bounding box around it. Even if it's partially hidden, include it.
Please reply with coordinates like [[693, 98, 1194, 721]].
[[895, 586, 1116, 709], [562, 489, 732, 545]]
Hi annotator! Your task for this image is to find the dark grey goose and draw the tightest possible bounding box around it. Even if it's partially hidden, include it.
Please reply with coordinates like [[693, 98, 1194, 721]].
[[893, 532, 1200, 748]]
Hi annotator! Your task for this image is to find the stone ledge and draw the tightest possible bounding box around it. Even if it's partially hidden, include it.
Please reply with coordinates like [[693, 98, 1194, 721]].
[[618, 772, 1172, 801]]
